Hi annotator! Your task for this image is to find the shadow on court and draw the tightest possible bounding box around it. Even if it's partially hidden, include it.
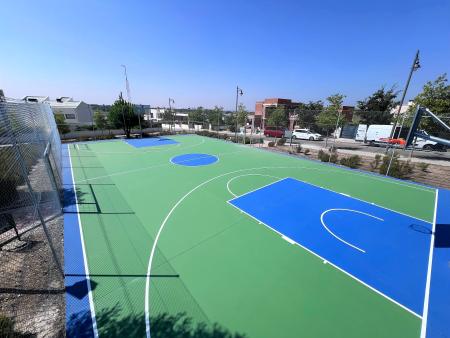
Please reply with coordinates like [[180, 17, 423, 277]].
[[66, 305, 247, 338]]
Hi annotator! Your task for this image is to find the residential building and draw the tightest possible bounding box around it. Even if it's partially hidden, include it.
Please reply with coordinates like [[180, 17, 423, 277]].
[[23, 96, 93, 125]]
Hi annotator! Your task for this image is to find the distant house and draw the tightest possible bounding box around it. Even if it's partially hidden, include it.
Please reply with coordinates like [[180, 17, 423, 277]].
[[144, 107, 165, 122], [255, 98, 301, 130], [23, 96, 93, 125]]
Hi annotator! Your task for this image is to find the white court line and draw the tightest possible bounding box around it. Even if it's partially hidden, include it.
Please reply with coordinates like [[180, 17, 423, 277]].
[[226, 200, 422, 319], [77, 148, 245, 184], [68, 147, 99, 338], [296, 178, 432, 224], [320, 209, 384, 253], [169, 154, 220, 166], [226, 174, 282, 197], [85, 137, 203, 155], [420, 189, 439, 338]]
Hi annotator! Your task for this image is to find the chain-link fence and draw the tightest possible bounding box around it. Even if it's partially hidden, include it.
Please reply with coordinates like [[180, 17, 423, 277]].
[[0, 97, 64, 337]]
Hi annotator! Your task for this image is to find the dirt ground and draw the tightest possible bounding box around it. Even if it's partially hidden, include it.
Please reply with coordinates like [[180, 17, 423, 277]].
[[0, 215, 65, 338]]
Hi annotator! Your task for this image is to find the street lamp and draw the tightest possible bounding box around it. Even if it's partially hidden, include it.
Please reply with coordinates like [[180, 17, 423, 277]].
[[235, 86, 243, 142], [169, 98, 175, 132]]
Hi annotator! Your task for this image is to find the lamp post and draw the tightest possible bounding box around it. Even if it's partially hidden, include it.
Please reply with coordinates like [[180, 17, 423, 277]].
[[235, 86, 243, 142], [169, 98, 175, 132], [389, 50, 420, 142], [386, 50, 421, 176]]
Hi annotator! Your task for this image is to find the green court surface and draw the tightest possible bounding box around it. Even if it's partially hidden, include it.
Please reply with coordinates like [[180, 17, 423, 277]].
[[67, 135, 436, 338]]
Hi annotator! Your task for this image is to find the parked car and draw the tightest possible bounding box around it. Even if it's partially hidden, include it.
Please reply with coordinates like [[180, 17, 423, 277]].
[[291, 129, 322, 141], [263, 126, 285, 138], [413, 137, 446, 151]]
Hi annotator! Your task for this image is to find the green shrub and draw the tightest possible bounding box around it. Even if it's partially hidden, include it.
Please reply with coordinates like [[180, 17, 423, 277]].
[[370, 154, 382, 171], [268, 141, 275, 147], [329, 152, 339, 163], [417, 162, 430, 172], [276, 138, 286, 146], [379, 153, 414, 179], [303, 148, 310, 155], [318, 149, 339, 163], [0, 315, 28, 338], [340, 155, 362, 169]]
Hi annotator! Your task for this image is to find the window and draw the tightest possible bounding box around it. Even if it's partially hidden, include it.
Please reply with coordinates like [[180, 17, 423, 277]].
[[65, 114, 76, 120]]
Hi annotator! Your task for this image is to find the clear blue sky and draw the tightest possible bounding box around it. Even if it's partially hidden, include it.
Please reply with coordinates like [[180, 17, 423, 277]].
[[1, 0, 449, 110]]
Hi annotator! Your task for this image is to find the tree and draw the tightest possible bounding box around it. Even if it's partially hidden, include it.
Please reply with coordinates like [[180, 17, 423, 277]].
[[356, 86, 398, 125], [108, 92, 138, 138], [296, 100, 323, 129], [267, 106, 287, 127], [316, 94, 346, 134], [54, 114, 70, 134], [409, 74, 450, 136], [94, 111, 108, 132], [236, 103, 248, 126], [224, 114, 236, 132], [189, 106, 207, 124], [207, 106, 224, 128]]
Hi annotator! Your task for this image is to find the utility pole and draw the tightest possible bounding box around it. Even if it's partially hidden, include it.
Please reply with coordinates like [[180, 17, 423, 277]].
[[121, 64, 142, 138], [235, 86, 243, 142]]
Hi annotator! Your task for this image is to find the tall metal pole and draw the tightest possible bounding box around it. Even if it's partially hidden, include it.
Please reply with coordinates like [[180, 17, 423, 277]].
[[121, 64, 142, 138], [235, 86, 243, 143], [386, 50, 420, 176], [169, 98, 174, 132], [388, 50, 420, 142]]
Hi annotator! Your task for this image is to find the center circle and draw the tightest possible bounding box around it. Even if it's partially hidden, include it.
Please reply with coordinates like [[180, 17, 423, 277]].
[[170, 153, 218, 167]]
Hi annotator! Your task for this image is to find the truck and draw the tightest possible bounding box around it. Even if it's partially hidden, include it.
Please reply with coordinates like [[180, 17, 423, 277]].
[[363, 125, 445, 151], [364, 125, 393, 144]]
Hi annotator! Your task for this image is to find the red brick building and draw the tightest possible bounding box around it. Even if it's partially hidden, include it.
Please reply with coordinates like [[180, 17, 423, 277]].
[[254, 98, 301, 130]]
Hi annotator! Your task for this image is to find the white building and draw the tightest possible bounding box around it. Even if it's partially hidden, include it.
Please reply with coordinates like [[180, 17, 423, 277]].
[[144, 107, 165, 122], [390, 100, 415, 117], [23, 96, 93, 125]]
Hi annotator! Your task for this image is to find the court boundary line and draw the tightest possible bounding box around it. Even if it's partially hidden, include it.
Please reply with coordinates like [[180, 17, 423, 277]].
[[68, 146, 99, 338], [420, 188, 439, 338], [252, 142, 435, 192], [82, 137, 203, 155], [226, 199, 422, 319]]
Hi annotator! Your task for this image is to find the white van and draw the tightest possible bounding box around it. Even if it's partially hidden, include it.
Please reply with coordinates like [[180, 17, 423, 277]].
[[365, 125, 393, 144], [355, 124, 367, 141]]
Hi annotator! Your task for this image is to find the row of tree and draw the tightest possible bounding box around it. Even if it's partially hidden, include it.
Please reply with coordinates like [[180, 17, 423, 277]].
[[265, 73, 450, 137], [55, 73, 449, 139]]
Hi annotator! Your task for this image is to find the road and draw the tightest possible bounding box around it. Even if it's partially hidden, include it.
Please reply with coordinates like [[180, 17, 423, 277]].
[[228, 131, 450, 164]]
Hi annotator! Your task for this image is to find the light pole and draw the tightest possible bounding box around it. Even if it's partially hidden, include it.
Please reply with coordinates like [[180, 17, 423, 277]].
[[388, 50, 421, 142], [121, 64, 142, 138], [235, 86, 243, 142], [169, 98, 175, 132], [386, 50, 421, 176]]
